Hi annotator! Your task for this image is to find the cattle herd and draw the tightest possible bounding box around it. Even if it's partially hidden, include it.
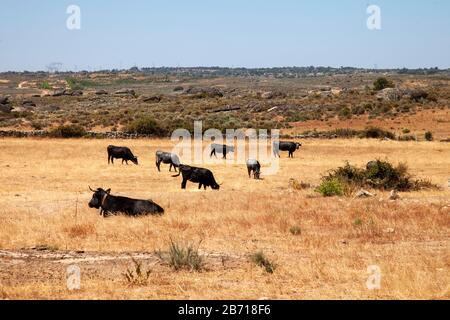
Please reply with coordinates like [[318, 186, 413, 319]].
[[89, 141, 302, 217]]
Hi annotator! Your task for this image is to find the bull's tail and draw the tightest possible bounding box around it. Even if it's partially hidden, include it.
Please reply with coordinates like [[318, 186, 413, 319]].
[[172, 164, 182, 177]]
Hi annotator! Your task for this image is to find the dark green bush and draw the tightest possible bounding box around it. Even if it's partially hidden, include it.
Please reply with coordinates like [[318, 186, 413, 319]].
[[49, 124, 86, 138], [373, 77, 394, 91], [320, 160, 438, 194], [424, 131, 433, 141], [125, 116, 167, 136], [398, 135, 416, 141], [250, 251, 276, 274], [360, 127, 396, 140], [365, 160, 413, 191], [315, 178, 344, 197]]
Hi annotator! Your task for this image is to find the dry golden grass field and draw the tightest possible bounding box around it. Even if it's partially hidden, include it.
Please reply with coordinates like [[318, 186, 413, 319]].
[[0, 138, 449, 300]]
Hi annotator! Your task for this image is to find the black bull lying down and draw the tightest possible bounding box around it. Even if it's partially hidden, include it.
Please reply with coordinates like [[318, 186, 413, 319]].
[[88, 187, 164, 216], [172, 165, 221, 190]]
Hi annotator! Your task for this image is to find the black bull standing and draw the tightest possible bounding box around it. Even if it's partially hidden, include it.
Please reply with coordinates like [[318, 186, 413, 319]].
[[172, 165, 221, 190], [107, 145, 139, 165], [88, 187, 164, 216], [273, 141, 302, 158], [210, 143, 235, 159], [155, 151, 180, 172], [246, 159, 261, 179]]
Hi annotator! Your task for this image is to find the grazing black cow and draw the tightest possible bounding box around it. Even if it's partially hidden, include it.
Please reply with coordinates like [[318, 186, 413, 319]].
[[156, 151, 180, 172], [107, 145, 138, 165], [88, 187, 164, 217], [246, 159, 261, 179], [172, 165, 220, 190], [210, 143, 235, 159], [273, 141, 302, 158]]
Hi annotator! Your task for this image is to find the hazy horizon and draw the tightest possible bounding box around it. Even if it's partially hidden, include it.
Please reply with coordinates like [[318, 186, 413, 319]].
[[1, 0, 449, 72]]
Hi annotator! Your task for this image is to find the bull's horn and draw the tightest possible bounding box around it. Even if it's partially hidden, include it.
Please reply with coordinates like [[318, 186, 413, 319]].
[[89, 186, 96, 192]]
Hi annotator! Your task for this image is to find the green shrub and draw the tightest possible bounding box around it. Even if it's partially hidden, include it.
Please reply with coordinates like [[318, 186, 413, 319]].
[[250, 251, 276, 274], [330, 128, 360, 138], [66, 78, 85, 90], [365, 160, 413, 191], [321, 160, 438, 193], [31, 121, 44, 130], [315, 178, 344, 197], [373, 77, 394, 91], [326, 162, 366, 185], [398, 135, 416, 141], [125, 116, 166, 136], [424, 131, 433, 141], [48, 124, 86, 138], [339, 106, 352, 119], [360, 127, 396, 140], [39, 81, 52, 90], [353, 218, 363, 227]]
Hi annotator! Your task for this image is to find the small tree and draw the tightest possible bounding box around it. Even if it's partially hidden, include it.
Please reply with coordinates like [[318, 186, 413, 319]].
[[373, 77, 394, 91], [424, 131, 433, 141]]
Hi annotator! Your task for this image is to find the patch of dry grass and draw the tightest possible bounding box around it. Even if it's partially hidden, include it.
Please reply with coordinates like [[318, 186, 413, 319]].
[[0, 138, 449, 299]]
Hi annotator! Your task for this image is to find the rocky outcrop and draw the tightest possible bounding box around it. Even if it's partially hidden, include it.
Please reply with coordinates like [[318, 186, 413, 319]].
[[52, 89, 83, 97], [354, 189, 375, 198], [260, 91, 286, 99], [115, 89, 136, 96], [141, 95, 162, 103], [0, 96, 10, 105], [95, 90, 108, 95], [185, 87, 223, 98], [40, 105, 61, 112], [0, 104, 12, 113], [376, 88, 403, 101], [0, 96, 12, 113], [22, 100, 36, 107]]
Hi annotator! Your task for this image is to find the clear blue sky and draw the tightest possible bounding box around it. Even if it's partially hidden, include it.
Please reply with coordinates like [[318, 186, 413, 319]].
[[0, 0, 449, 71]]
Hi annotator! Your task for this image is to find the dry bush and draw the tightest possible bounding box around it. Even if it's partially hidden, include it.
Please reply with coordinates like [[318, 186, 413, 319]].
[[123, 257, 152, 286], [63, 224, 96, 239], [156, 240, 203, 272]]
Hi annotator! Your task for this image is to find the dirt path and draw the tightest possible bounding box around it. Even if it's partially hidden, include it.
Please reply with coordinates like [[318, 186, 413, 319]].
[[0, 248, 243, 268]]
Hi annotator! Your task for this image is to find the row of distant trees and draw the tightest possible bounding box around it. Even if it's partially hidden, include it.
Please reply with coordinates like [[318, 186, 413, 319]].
[[1, 67, 447, 77]]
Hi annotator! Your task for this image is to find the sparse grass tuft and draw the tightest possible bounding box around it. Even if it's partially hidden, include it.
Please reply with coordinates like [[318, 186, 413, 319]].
[[156, 240, 203, 272], [289, 226, 302, 236], [123, 257, 152, 286], [353, 218, 363, 227]]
